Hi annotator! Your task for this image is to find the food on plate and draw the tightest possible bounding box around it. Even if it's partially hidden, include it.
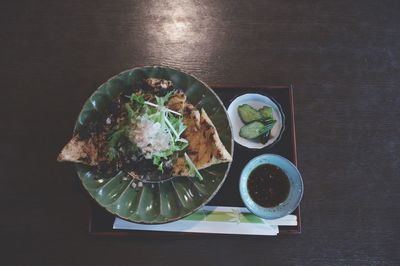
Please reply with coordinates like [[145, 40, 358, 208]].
[[57, 78, 232, 181], [258, 106, 273, 121], [237, 104, 262, 123], [239, 121, 269, 139], [172, 106, 232, 177], [237, 104, 276, 144]]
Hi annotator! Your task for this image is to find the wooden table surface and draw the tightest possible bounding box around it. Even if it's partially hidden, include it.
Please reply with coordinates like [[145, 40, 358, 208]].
[[1, 0, 399, 265]]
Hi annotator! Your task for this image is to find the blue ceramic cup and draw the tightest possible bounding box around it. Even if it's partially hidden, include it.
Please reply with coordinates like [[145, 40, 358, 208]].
[[239, 154, 303, 220]]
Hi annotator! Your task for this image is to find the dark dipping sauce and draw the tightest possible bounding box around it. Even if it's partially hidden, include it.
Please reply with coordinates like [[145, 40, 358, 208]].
[[247, 164, 290, 208]]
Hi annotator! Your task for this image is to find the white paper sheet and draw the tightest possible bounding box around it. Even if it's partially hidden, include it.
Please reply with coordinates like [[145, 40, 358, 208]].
[[113, 206, 297, 236]]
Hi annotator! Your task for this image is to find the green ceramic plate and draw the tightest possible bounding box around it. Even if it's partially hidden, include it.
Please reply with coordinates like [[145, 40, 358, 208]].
[[74, 66, 233, 224]]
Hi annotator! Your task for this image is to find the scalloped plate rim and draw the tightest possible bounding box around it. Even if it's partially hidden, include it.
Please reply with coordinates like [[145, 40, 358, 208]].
[[72, 65, 234, 224]]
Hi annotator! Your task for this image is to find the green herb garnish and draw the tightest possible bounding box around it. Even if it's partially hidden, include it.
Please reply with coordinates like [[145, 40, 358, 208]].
[[125, 103, 135, 120], [130, 93, 145, 105], [127, 90, 189, 173], [184, 152, 203, 181], [106, 127, 129, 161]]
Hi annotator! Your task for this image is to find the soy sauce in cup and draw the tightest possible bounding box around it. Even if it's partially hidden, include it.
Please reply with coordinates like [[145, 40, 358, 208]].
[[247, 164, 290, 207]]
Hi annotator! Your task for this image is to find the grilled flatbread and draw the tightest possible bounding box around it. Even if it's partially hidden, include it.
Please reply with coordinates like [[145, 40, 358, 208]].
[[57, 133, 108, 166], [167, 90, 186, 113], [172, 105, 232, 176], [58, 87, 232, 178]]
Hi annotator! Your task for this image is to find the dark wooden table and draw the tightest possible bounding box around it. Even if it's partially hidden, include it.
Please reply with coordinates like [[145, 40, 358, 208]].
[[1, 0, 399, 265]]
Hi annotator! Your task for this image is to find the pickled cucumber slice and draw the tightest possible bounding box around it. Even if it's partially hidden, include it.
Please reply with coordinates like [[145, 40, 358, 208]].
[[238, 104, 262, 123], [259, 106, 273, 120], [239, 121, 268, 139], [240, 120, 277, 141]]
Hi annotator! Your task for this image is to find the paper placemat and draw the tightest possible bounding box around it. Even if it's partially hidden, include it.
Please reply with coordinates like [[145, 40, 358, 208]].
[[113, 206, 297, 236]]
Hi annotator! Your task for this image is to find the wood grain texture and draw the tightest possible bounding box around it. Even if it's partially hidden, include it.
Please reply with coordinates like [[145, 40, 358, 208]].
[[0, 0, 399, 265]]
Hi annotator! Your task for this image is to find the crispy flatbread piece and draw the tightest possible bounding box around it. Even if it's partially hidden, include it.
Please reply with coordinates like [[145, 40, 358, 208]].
[[167, 90, 186, 113], [172, 105, 232, 176], [58, 90, 232, 178], [57, 133, 107, 166]]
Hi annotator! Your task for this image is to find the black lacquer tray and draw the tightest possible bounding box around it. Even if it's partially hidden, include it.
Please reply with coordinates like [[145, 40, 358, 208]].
[[88, 85, 301, 236]]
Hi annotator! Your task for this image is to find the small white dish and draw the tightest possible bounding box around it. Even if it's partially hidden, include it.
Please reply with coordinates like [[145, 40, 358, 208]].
[[227, 93, 285, 149]]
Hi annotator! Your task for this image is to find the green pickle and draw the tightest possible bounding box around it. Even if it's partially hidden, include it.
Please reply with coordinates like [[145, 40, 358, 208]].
[[239, 119, 276, 141], [238, 104, 262, 123], [259, 106, 273, 121], [239, 121, 268, 139], [259, 131, 270, 144], [237, 103, 277, 143]]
